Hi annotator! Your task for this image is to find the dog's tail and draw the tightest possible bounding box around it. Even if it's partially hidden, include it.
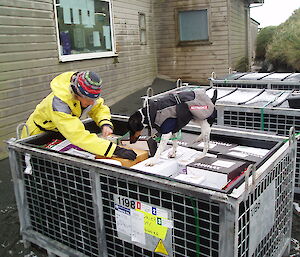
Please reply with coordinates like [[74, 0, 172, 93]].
[[207, 89, 218, 126]]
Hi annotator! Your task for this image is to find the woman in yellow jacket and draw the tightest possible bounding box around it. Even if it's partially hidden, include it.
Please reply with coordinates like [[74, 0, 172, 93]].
[[21, 71, 136, 160]]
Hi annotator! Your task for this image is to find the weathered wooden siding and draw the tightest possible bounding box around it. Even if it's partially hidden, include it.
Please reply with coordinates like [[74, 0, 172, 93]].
[[153, 0, 230, 84], [228, 0, 249, 69], [0, 0, 157, 159]]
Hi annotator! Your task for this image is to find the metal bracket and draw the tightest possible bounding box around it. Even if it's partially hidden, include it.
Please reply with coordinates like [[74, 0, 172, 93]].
[[244, 164, 255, 195], [288, 126, 296, 146], [211, 71, 216, 79], [16, 123, 29, 139], [176, 78, 182, 88]]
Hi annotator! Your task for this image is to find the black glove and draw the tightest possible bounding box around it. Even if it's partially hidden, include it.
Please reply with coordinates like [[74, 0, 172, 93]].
[[114, 146, 137, 160]]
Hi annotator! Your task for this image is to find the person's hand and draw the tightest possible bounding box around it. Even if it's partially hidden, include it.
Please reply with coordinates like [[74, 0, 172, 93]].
[[114, 146, 137, 160], [101, 124, 113, 137]]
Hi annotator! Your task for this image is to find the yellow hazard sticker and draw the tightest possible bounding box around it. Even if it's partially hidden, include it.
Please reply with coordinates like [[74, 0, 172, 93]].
[[155, 239, 169, 255]]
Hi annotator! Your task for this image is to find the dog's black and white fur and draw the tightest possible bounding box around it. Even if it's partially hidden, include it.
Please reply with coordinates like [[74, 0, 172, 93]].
[[128, 89, 217, 166]]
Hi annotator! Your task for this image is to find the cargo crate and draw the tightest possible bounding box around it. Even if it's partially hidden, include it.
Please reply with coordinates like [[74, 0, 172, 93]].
[[7, 116, 296, 257], [145, 86, 300, 195], [214, 101, 300, 195], [209, 72, 300, 90]]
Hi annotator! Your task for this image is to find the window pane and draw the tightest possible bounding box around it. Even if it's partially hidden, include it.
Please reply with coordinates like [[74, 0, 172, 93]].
[[179, 10, 208, 41], [56, 0, 112, 56]]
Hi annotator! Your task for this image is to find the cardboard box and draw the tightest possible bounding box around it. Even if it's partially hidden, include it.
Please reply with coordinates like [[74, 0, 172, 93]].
[[187, 156, 248, 189], [96, 147, 148, 168], [131, 158, 178, 177], [121, 136, 158, 156]]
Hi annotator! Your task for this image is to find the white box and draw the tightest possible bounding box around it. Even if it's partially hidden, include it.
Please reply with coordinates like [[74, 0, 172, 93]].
[[131, 158, 178, 177], [174, 174, 206, 185], [161, 146, 216, 174], [187, 157, 248, 189]]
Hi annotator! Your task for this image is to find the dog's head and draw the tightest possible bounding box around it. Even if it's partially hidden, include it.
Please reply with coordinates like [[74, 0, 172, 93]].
[[127, 110, 145, 143]]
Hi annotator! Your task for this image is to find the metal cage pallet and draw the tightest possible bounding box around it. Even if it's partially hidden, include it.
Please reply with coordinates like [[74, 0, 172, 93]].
[[7, 120, 296, 257], [144, 85, 300, 195], [209, 72, 300, 91], [215, 105, 300, 195]]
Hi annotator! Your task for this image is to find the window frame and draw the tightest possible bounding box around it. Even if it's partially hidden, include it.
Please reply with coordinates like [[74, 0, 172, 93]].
[[138, 12, 147, 45], [54, 0, 117, 62], [175, 7, 212, 47]]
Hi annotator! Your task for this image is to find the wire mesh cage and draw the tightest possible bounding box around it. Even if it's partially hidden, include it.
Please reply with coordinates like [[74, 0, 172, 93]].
[[209, 72, 300, 91], [7, 117, 296, 257]]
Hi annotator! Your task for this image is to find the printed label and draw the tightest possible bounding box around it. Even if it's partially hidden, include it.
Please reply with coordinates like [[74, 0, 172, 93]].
[[113, 194, 173, 256], [190, 105, 208, 110]]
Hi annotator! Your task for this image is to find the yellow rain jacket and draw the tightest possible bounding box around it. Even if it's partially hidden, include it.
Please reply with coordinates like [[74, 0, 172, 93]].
[[21, 72, 116, 157]]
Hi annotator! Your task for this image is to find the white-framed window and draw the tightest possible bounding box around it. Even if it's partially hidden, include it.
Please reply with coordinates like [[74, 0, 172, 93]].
[[176, 8, 210, 46], [138, 12, 146, 45], [54, 0, 116, 62]]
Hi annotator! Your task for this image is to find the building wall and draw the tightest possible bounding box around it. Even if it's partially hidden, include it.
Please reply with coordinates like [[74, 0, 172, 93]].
[[153, 0, 230, 85], [0, 0, 157, 159], [228, 0, 249, 70], [249, 18, 259, 62]]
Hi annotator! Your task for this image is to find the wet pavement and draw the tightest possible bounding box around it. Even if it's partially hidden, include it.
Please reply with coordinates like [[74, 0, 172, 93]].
[[1, 78, 300, 256]]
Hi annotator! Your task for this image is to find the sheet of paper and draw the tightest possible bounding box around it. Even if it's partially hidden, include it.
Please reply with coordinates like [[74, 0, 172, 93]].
[[131, 210, 145, 244], [115, 204, 131, 237], [212, 160, 235, 168]]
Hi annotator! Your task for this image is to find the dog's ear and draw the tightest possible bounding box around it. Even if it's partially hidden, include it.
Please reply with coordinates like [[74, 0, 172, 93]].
[[127, 111, 144, 132], [210, 89, 218, 104]]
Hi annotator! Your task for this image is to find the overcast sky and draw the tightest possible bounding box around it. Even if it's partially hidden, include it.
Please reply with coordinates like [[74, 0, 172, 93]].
[[250, 0, 300, 28]]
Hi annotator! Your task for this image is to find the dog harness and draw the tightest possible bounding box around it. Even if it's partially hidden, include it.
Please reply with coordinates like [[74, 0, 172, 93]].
[[143, 89, 214, 133]]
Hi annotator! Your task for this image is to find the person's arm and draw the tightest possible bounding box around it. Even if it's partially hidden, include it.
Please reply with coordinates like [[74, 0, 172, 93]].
[[89, 97, 114, 131], [51, 111, 136, 160], [51, 110, 116, 157]]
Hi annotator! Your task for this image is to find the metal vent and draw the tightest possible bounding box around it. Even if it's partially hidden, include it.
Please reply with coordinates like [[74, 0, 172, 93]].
[[99, 175, 220, 257], [22, 154, 100, 257]]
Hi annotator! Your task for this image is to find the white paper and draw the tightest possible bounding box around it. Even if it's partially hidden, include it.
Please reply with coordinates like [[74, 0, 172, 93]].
[[175, 174, 206, 184], [93, 31, 101, 47], [51, 139, 72, 151], [212, 160, 235, 168], [115, 204, 131, 236], [156, 208, 168, 219], [103, 26, 111, 50], [24, 153, 32, 175], [63, 7, 71, 24], [197, 142, 217, 149], [132, 158, 178, 177], [64, 148, 95, 159], [141, 203, 152, 214], [227, 151, 249, 158], [161, 219, 174, 228], [231, 146, 269, 157], [131, 210, 145, 244], [72, 8, 80, 24]]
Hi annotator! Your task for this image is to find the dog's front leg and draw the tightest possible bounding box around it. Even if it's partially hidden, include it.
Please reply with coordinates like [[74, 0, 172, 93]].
[[168, 133, 178, 158], [146, 132, 172, 166], [195, 119, 211, 160]]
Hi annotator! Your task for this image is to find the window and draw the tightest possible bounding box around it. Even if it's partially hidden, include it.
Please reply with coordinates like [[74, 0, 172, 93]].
[[54, 0, 115, 62], [177, 9, 210, 45], [139, 13, 146, 45]]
